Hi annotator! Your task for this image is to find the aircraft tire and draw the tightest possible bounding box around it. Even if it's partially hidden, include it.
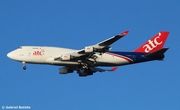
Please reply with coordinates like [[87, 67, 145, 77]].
[[23, 66, 26, 70]]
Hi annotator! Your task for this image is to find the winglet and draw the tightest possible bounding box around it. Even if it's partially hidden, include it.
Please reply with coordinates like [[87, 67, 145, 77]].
[[120, 30, 129, 36], [111, 67, 117, 71]]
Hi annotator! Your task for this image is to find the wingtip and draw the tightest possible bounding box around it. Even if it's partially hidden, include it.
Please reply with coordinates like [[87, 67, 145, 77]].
[[120, 30, 129, 36], [111, 67, 117, 71]]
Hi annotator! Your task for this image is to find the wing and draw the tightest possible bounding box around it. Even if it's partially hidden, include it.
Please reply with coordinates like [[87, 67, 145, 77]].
[[59, 66, 118, 77], [78, 67, 118, 77], [90, 67, 117, 72], [97, 30, 129, 46], [78, 30, 129, 54], [54, 31, 129, 61]]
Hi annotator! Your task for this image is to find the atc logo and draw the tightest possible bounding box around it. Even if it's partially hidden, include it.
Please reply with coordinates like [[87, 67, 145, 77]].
[[143, 33, 162, 53], [33, 50, 43, 56]]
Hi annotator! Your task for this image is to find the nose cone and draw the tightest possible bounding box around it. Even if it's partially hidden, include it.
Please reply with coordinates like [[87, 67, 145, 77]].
[[7, 51, 16, 60]]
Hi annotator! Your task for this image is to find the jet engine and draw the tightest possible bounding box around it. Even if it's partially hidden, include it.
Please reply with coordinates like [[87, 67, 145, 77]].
[[59, 67, 74, 74], [84, 46, 111, 53], [84, 46, 97, 53], [60, 55, 73, 61]]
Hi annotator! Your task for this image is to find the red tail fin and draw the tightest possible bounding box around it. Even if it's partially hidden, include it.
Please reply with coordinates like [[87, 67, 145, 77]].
[[134, 32, 169, 53]]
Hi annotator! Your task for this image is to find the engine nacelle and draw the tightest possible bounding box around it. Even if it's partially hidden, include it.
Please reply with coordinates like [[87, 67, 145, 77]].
[[60, 55, 72, 61], [84, 46, 98, 53], [59, 67, 74, 74], [84, 46, 111, 53]]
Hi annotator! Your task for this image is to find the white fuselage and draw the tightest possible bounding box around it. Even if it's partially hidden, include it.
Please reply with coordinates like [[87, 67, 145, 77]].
[[7, 46, 132, 66]]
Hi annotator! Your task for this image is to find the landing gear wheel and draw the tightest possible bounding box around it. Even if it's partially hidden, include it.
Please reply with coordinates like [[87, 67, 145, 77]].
[[23, 66, 26, 70], [22, 62, 26, 70]]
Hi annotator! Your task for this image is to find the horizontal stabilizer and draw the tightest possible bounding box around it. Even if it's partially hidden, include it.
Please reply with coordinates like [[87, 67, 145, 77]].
[[144, 48, 169, 59]]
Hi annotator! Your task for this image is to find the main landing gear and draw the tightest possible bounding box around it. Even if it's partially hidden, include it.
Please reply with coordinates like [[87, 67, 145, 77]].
[[22, 62, 26, 70]]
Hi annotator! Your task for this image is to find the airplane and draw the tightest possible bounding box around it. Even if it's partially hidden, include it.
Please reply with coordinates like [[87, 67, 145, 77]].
[[7, 31, 169, 77]]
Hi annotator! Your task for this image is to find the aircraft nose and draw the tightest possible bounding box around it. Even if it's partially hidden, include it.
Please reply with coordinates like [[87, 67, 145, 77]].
[[7, 51, 15, 60]]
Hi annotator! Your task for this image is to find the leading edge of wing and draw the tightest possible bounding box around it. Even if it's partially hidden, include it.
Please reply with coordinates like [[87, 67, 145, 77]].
[[97, 30, 129, 46]]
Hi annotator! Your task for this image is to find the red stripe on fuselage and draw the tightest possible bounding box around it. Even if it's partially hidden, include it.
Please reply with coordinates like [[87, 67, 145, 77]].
[[105, 52, 133, 63]]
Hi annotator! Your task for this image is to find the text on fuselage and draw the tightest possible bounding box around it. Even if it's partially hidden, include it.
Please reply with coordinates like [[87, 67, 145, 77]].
[[33, 50, 44, 56]]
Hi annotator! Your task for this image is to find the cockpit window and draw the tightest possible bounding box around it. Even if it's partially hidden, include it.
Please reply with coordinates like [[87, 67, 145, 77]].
[[18, 47, 22, 49]]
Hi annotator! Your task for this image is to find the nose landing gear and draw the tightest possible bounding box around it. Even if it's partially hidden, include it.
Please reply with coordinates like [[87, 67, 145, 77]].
[[23, 66, 26, 70], [22, 62, 26, 70]]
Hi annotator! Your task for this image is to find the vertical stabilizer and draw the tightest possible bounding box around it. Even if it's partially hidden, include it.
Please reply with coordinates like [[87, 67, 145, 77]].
[[134, 32, 169, 53]]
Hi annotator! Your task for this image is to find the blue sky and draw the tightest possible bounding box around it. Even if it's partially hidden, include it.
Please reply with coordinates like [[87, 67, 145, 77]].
[[1, 0, 180, 110]]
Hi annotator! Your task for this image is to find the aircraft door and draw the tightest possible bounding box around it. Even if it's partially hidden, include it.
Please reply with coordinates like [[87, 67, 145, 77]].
[[27, 49, 31, 61], [132, 55, 136, 61]]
